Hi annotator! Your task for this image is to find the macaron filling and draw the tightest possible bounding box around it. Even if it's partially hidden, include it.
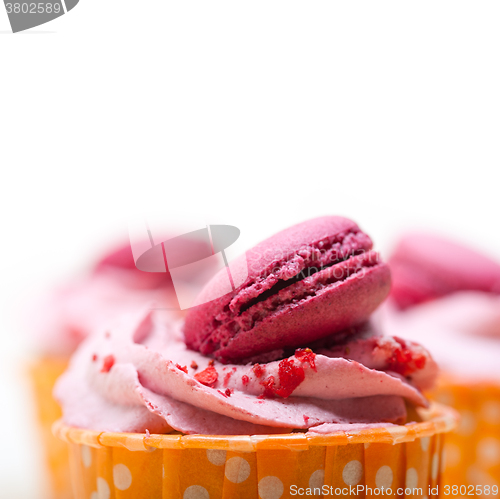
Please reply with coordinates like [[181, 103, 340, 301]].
[[211, 249, 382, 346], [201, 251, 385, 361], [210, 231, 375, 343], [230, 228, 373, 316], [235, 250, 382, 322]]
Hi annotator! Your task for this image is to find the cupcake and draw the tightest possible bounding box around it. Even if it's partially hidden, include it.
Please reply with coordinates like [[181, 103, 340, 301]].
[[384, 231, 500, 490], [54, 217, 458, 498]]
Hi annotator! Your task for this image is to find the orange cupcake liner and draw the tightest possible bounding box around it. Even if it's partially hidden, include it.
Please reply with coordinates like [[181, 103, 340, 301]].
[[29, 356, 72, 499], [54, 403, 458, 499], [433, 376, 500, 489]]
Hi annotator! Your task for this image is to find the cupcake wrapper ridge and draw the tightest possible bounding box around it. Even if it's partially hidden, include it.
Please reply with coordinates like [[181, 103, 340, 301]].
[[54, 403, 458, 499]]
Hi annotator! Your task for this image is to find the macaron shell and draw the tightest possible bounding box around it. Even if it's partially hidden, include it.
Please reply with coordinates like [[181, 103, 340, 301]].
[[389, 259, 446, 309], [184, 216, 388, 362], [243, 216, 367, 281]]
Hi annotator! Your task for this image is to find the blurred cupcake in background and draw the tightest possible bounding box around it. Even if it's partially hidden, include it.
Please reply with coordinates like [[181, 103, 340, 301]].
[[30, 231, 216, 499], [382, 232, 500, 490], [29, 240, 179, 499]]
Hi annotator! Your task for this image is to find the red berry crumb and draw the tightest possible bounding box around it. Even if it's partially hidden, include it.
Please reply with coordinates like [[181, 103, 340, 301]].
[[208, 359, 215, 366], [385, 337, 427, 376], [241, 375, 250, 386], [176, 364, 188, 374], [101, 355, 115, 373], [194, 366, 218, 387], [223, 371, 233, 387], [258, 358, 306, 399], [275, 358, 305, 398], [253, 364, 265, 378], [225, 388, 232, 397], [414, 355, 426, 369], [190, 361, 198, 370], [92, 354, 97, 362], [295, 348, 317, 371], [259, 376, 276, 399]]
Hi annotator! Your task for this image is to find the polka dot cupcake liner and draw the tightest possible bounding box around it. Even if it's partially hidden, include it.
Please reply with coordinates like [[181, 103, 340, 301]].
[[28, 355, 72, 499], [433, 377, 500, 489], [53, 403, 457, 499]]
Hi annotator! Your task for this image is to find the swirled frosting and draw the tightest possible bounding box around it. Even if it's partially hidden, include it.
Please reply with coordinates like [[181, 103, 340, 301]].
[[55, 309, 437, 435]]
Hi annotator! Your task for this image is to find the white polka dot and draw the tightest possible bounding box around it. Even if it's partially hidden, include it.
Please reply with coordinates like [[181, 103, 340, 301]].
[[477, 438, 500, 466], [206, 449, 227, 466], [364, 442, 371, 449], [443, 416, 456, 432], [90, 493, 98, 499], [96, 477, 110, 499], [420, 436, 430, 452], [81, 445, 92, 468], [375, 466, 393, 489], [435, 391, 453, 406], [444, 443, 461, 469], [458, 411, 476, 436], [309, 469, 324, 489], [482, 402, 500, 424], [113, 464, 132, 490], [343, 460, 363, 486], [258, 476, 284, 499], [466, 466, 498, 487], [183, 485, 209, 499], [431, 454, 439, 481], [225, 456, 251, 484], [406, 468, 418, 489]]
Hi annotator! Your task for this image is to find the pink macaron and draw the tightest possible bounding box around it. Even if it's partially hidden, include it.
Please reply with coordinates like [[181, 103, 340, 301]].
[[184, 216, 391, 363], [389, 232, 500, 309]]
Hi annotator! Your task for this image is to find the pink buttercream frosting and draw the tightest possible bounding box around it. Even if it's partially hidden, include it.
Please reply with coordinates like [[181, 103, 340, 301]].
[[55, 308, 437, 435]]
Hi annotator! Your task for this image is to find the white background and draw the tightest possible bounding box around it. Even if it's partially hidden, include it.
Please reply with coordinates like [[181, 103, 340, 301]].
[[1, 2, 500, 497]]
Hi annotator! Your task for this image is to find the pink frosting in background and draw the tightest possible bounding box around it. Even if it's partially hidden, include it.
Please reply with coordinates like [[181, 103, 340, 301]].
[[383, 232, 500, 381], [382, 292, 500, 381], [32, 271, 176, 356], [31, 242, 180, 356]]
